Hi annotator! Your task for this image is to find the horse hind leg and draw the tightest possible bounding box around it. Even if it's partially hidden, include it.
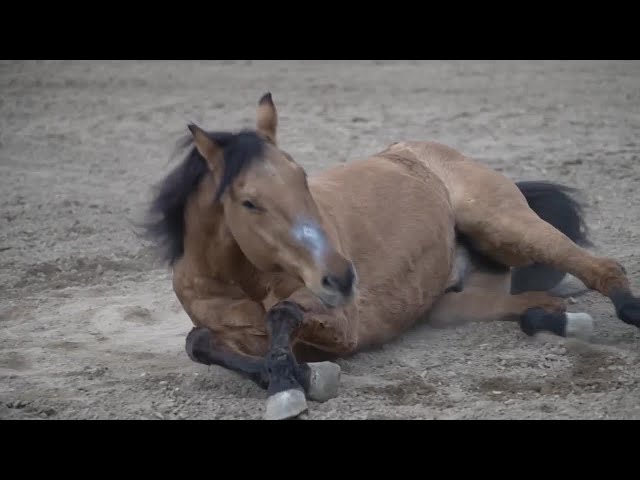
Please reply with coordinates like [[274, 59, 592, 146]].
[[427, 242, 595, 341], [428, 286, 595, 341], [454, 174, 640, 330], [509, 181, 591, 296]]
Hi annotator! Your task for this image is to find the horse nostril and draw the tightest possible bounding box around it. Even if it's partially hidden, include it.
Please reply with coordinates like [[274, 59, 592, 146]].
[[322, 265, 355, 297], [322, 275, 337, 290]]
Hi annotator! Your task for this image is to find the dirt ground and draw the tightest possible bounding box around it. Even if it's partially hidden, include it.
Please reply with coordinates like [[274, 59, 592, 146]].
[[1, 60, 639, 420]]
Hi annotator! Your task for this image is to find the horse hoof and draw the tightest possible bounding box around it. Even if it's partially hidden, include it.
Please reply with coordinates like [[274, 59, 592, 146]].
[[565, 312, 594, 341], [263, 389, 308, 420], [185, 327, 212, 364], [618, 299, 640, 328], [306, 361, 341, 402], [610, 289, 640, 328]]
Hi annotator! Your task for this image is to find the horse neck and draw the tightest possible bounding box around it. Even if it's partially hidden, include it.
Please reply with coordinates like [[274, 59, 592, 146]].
[[182, 174, 267, 299]]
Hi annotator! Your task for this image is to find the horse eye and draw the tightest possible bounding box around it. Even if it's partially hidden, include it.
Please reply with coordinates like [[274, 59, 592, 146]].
[[242, 200, 258, 210]]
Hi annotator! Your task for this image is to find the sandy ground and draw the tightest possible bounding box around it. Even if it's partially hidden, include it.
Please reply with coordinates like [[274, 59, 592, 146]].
[[1, 60, 640, 420]]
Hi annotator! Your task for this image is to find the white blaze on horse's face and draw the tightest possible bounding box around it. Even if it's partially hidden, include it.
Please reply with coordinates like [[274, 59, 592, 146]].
[[292, 221, 328, 264], [291, 219, 357, 308]]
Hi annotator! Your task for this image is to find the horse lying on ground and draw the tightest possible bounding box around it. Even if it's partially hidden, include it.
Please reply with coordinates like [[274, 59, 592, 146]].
[[144, 93, 640, 420]]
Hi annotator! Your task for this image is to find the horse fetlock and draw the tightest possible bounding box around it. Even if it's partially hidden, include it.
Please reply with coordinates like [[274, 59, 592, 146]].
[[265, 351, 302, 394], [519, 308, 568, 338]]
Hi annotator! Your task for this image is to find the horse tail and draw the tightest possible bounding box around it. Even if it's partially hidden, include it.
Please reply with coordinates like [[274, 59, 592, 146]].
[[510, 181, 592, 295]]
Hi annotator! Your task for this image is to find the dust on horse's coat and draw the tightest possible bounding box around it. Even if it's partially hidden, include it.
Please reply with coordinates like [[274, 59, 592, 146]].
[[144, 93, 640, 419]]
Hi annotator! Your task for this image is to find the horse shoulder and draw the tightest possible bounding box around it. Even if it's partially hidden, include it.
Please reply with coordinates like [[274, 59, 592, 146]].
[[172, 256, 237, 304]]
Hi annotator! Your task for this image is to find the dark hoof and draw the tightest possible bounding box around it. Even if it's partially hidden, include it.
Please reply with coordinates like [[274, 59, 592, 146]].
[[263, 389, 308, 420], [611, 290, 640, 328], [617, 299, 640, 327], [185, 327, 212, 364]]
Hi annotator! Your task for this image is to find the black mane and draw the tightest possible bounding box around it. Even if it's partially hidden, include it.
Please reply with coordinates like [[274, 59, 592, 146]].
[[143, 129, 266, 265]]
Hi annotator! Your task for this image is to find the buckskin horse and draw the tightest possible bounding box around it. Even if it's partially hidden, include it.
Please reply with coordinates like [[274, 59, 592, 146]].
[[144, 93, 640, 420]]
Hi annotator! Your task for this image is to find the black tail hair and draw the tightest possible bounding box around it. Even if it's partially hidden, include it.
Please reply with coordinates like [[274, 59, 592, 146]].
[[510, 181, 592, 294]]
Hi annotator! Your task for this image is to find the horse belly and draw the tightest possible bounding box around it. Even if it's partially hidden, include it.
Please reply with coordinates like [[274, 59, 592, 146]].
[[333, 166, 456, 348], [355, 242, 455, 348]]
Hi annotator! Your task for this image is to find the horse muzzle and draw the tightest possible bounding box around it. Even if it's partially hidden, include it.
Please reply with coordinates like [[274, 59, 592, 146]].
[[315, 261, 358, 308]]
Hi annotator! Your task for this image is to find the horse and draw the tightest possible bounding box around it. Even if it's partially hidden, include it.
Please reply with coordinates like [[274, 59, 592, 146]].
[[143, 92, 640, 420]]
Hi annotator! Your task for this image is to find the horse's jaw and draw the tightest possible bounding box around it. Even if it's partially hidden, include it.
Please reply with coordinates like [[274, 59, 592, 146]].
[[315, 288, 357, 309]]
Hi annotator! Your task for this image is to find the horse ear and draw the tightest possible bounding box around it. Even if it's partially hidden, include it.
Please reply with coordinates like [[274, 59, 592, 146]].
[[256, 92, 277, 145], [188, 123, 222, 171]]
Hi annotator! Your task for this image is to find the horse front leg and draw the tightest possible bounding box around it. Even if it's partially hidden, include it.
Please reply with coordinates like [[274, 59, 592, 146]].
[[262, 300, 342, 420], [185, 326, 269, 388]]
